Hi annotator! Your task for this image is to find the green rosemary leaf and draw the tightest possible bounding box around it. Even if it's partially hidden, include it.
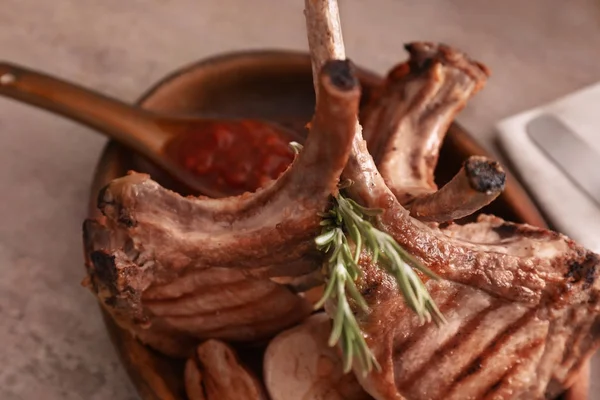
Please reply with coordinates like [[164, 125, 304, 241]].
[[428, 301, 446, 325], [346, 198, 383, 217], [314, 272, 337, 310], [328, 281, 347, 346], [345, 277, 369, 312], [337, 179, 354, 190], [389, 240, 440, 280], [341, 331, 353, 373], [315, 229, 336, 246], [353, 335, 369, 374], [289, 141, 303, 154]]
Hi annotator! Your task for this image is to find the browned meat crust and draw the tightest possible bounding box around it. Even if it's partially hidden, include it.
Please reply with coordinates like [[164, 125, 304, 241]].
[[83, 61, 361, 355], [299, 8, 600, 395], [81, 3, 600, 394], [341, 96, 600, 400]]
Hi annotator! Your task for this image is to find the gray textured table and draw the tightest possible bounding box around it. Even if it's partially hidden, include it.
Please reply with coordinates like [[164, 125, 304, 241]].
[[1, 1, 600, 399]]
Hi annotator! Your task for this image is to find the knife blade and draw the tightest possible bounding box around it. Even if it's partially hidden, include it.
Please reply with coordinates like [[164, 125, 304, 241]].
[[526, 113, 600, 207]]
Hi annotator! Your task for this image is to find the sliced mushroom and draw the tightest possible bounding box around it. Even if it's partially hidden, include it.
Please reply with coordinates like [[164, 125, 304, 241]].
[[264, 313, 372, 400], [184, 339, 267, 400]]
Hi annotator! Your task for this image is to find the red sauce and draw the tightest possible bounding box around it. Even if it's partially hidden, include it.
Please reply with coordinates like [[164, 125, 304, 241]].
[[163, 120, 295, 196]]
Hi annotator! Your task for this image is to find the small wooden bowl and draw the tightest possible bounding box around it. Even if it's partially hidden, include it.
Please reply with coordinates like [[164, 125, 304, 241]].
[[86, 50, 586, 399]]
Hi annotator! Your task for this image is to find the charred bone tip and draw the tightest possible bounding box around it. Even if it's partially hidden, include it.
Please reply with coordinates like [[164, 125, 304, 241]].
[[464, 156, 506, 194], [321, 59, 358, 91], [96, 183, 113, 210], [403, 42, 491, 78]]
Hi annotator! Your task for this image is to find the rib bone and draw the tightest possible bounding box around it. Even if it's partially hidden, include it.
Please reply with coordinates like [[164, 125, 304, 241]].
[[406, 155, 505, 222], [305, 2, 496, 224]]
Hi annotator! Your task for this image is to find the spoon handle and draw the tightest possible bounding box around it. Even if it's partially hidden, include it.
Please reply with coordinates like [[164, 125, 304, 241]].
[[0, 62, 168, 154]]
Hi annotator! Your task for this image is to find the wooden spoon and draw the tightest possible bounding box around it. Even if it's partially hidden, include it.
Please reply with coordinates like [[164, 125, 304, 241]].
[[0, 62, 301, 198]]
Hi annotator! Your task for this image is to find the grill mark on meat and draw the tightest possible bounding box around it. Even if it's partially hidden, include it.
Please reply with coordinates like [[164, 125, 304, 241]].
[[393, 286, 491, 382], [431, 283, 459, 314], [559, 312, 595, 376], [481, 338, 545, 399], [560, 319, 584, 369], [391, 284, 462, 357], [531, 315, 571, 398], [481, 361, 519, 398], [446, 308, 537, 394], [547, 318, 600, 399], [397, 300, 504, 390], [448, 332, 547, 400], [398, 301, 529, 399]]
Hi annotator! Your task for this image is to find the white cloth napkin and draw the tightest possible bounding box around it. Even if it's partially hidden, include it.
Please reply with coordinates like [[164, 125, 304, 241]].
[[496, 82, 600, 399], [496, 83, 600, 253]]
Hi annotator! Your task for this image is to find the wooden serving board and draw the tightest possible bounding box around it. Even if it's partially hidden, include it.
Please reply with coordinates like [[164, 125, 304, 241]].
[[86, 50, 586, 400]]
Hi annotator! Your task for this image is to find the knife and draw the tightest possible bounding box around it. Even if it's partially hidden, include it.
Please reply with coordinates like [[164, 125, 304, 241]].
[[526, 113, 600, 207]]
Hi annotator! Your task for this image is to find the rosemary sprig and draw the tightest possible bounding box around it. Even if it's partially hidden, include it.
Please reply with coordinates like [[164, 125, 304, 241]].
[[315, 193, 445, 375], [289, 142, 444, 375], [314, 205, 379, 375]]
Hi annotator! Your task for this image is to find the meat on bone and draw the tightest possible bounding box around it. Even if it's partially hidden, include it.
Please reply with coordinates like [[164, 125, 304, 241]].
[[79, 0, 600, 397], [82, 60, 363, 356], [360, 43, 505, 222], [303, 1, 600, 398], [341, 63, 600, 400]]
